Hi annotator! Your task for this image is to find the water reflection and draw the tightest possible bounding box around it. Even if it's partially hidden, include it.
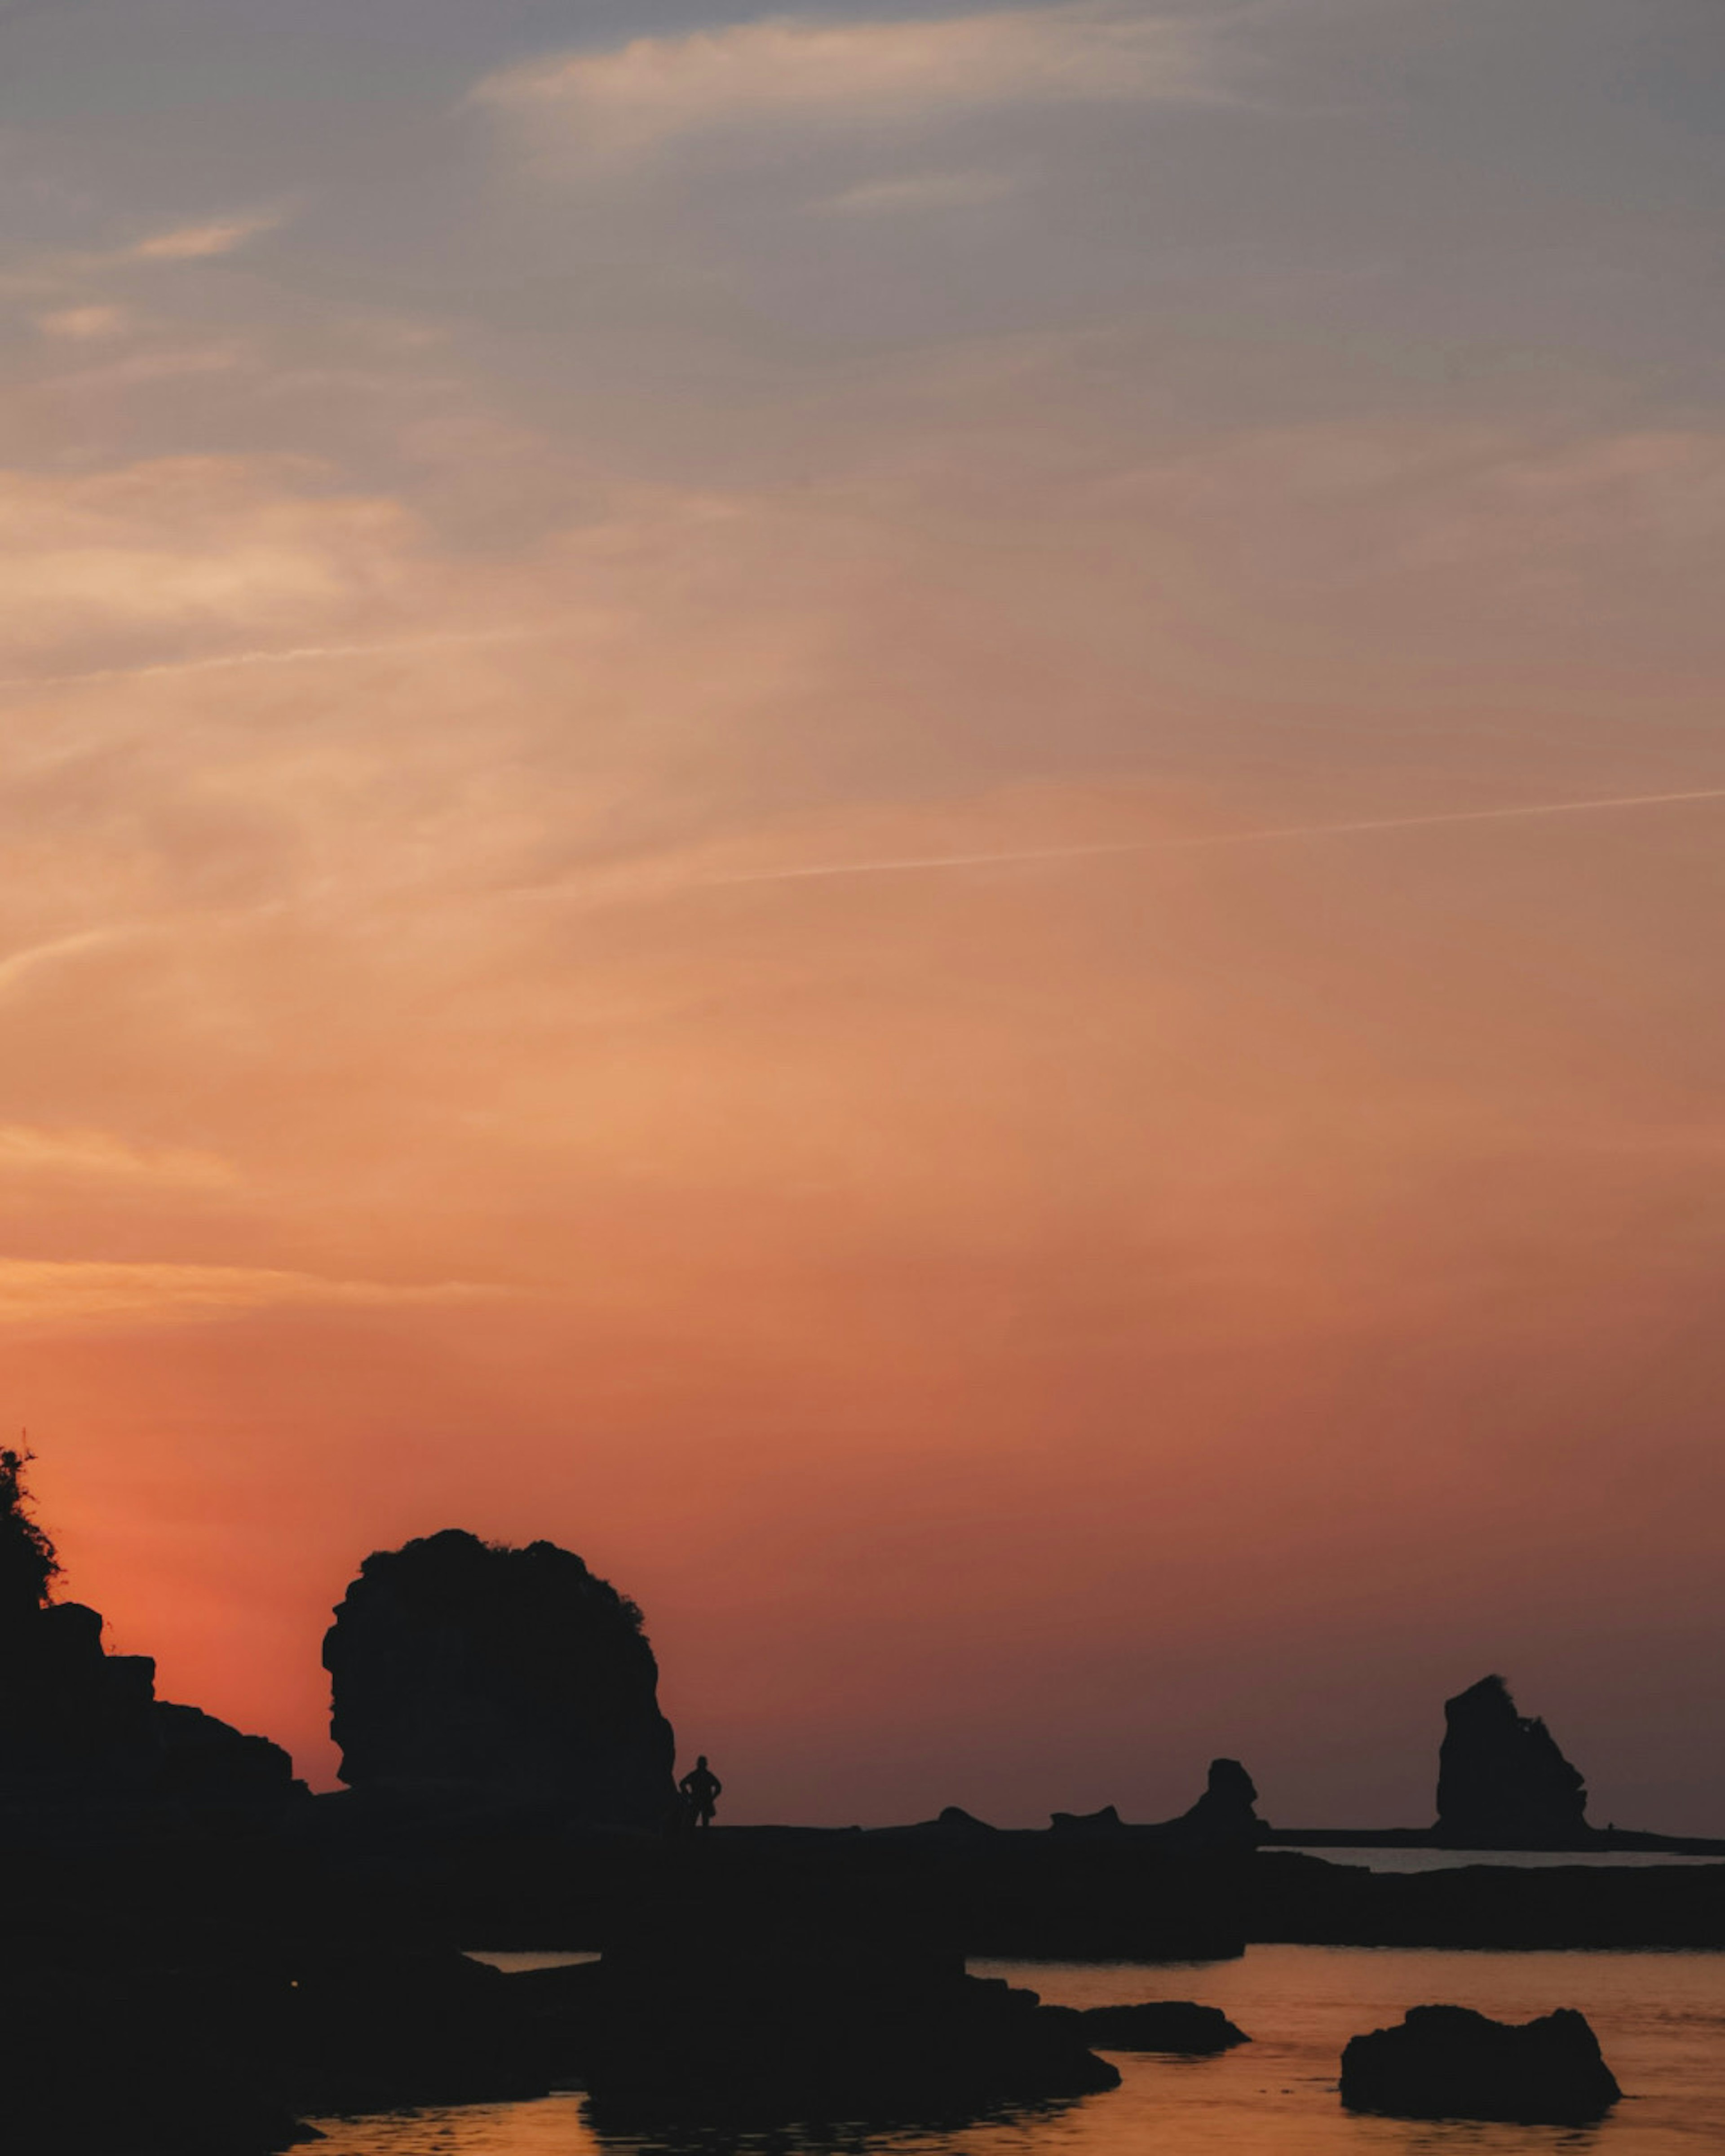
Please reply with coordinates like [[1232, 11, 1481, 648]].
[[310, 1945, 1725, 2155]]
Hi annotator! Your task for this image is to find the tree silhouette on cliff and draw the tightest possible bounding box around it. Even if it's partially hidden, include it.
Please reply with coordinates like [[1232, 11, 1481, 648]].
[[0, 1448, 60, 1621]]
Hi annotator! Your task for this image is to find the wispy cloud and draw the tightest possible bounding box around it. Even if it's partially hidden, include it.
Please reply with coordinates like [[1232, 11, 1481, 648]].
[[0, 625, 542, 695], [0, 927, 143, 1000], [34, 303, 131, 340], [0, 1127, 239, 1188], [476, 6, 1227, 157], [0, 1259, 503, 1329], [126, 211, 285, 262]]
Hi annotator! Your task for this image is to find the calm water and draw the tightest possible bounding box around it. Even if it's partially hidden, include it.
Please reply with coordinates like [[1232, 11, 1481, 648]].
[[308, 1944, 1725, 2155]]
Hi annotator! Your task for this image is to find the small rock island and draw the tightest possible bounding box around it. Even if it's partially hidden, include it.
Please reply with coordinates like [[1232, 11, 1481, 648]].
[[1436, 1674, 1590, 1848]]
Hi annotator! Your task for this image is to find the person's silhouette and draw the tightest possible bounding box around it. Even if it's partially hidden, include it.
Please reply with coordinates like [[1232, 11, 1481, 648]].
[[678, 1754, 722, 1829]]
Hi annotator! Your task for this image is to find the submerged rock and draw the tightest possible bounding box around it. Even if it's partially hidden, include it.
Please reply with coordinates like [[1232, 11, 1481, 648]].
[[1073, 2000, 1248, 2052], [1340, 2004, 1620, 2124], [323, 1528, 675, 1824], [1435, 1675, 1589, 1847]]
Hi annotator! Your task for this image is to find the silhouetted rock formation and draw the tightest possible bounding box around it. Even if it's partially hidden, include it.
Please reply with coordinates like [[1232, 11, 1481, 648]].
[[1169, 1757, 1265, 1848], [935, 1804, 995, 1832], [0, 1598, 300, 1804], [1051, 1762, 1265, 1850], [1055, 2000, 1249, 2052], [1341, 2004, 1620, 2124], [0, 1451, 298, 1807], [1436, 1675, 1589, 1847], [324, 1528, 675, 1823]]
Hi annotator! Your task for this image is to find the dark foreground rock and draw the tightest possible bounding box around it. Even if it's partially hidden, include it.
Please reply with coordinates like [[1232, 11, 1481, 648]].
[[1057, 2000, 1248, 2052], [324, 1529, 676, 1824], [579, 1903, 1119, 2127], [1436, 1675, 1590, 1847], [1341, 2004, 1620, 2125]]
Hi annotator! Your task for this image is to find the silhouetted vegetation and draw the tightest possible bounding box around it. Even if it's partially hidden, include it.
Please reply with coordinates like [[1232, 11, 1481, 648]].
[[0, 1446, 60, 1621]]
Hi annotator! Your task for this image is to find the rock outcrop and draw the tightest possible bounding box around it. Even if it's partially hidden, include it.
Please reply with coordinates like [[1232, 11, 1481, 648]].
[[1168, 1757, 1265, 1848], [1341, 2004, 1620, 2124], [1436, 1675, 1589, 1847], [0, 1452, 299, 1807], [0, 1599, 300, 1804], [1051, 1761, 1265, 1850], [323, 1528, 676, 1824]]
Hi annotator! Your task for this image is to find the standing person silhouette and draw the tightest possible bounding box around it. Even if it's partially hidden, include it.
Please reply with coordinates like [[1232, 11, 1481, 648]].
[[678, 1754, 722, 1830]]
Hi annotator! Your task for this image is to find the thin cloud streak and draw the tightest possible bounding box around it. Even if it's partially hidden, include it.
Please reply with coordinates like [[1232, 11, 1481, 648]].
[[0, 1259, 508, 1328], [0, 626, 544, 694], [702, 787, 1725, 888], [0, 927, 145, 998], [476, 5, 1228, 157]]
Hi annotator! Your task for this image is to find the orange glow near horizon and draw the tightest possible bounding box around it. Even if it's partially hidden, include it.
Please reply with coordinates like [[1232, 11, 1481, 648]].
[[3, 0, 1723, 1831]]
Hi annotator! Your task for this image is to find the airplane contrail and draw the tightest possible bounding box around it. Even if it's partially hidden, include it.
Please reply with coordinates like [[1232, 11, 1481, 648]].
[[703, 786, 1725, 888], [0, 626, 543, 693]]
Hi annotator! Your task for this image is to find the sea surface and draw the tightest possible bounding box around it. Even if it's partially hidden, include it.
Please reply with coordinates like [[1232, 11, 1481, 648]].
[[307, 1943, 1725, 2155]]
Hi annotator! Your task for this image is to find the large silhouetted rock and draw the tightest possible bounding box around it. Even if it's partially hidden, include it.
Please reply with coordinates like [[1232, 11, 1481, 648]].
[[1435, 1676, 1589, 1847], [323, 1529, 676, 1822], [1341, 2004, 1619, 2124]]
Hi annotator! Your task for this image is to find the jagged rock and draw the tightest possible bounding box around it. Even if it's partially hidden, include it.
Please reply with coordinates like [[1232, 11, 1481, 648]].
[[1341, 2004, 1620, 2124], [1436, 1676, 1589, 1847], [323, 1529, 675, 1824]]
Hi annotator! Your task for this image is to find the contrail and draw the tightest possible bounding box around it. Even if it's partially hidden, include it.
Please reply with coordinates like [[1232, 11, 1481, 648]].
[[0, 626, 543, 693], [704, 786, 1725, 888], [0, 926, 142, 998]]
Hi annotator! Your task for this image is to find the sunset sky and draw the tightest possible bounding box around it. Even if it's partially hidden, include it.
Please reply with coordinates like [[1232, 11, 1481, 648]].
[[4, 0, 1723, 1828]]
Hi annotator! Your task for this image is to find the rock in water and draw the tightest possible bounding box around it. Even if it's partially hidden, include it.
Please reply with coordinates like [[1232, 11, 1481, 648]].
[[1073, 2001, 1248, 2052], [323, 1528, 676, 1823], [1340, 2004, 1620, 2124], [1436, 1675, 1589, 1847]]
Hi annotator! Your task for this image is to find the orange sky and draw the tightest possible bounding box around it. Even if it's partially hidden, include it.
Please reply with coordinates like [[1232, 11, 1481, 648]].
[[3, 0, 1723, 1827]]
